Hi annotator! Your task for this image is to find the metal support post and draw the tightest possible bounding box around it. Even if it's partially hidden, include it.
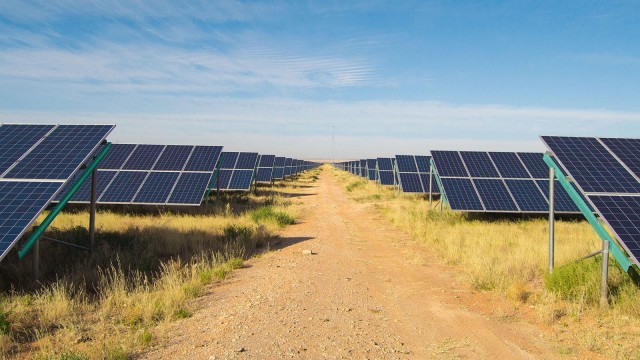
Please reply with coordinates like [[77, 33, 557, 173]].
[[89, 168, 97, 255], [32, 236, 40, 281], [600, 239, 610, 308], [429, 166, 433, 209], [548, 167, 555, 273]]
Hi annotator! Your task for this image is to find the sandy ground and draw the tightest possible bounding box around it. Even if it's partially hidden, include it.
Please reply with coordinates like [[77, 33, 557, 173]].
[[142, 168, 564, 359]]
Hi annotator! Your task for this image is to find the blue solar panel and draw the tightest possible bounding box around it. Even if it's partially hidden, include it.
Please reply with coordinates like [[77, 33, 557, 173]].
[[0, 181, 62, 261], [420, 174, 438, 194], [489, 152, 530, 178], [256, 168, 273, 182], [284, 158, 293, 177], [440, 178, 484, 211], [396, 155, 418, 172], [229, 170, 254, 190], [134, 172, 180, 204], [368, 169, 376, 181], [184, 146, 222, 172], [432, 151, 468, 177], [379, 171, 395, 185], [460, 152, 499, 178], [99, 171, 147, 203], [0, 124, 54, 175], [415, 156, 431, 173], [377, 158, 393, 171], [360, 160, 367, 177], [236, 153, 258, 170], [55, 169, 118, 202], [534, 180, 582, 213], [98, 144, 137, 170], [600, 138, 640, 179], [399, 173, 423, 192], [588, 195, 640, 261], [541, 137, 640, 193], [168, 172, 212, 205], [121, 145, 164, 171], [258, 155, 275, 168], [5, 125, 114, 180], [473, 179, 518, 212], [220, 152, 239, 169], [153, 145, 193, 171], [216, 169, 233, 189], [517, 152, 549, 179], [505, 180, 548, 212], [274, 157, 286, 167], [272, 167, 285, 180]]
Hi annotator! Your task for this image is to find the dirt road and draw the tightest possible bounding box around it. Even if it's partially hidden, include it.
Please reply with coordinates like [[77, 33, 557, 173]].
[[143, 167, 560, 359]]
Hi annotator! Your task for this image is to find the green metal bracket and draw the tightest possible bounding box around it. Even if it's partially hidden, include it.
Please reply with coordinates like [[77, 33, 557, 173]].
[[430, 158, 448, 206], [18, 142, 112, 259], [204, 153, 223, 203], [543, 153, 632, 272]]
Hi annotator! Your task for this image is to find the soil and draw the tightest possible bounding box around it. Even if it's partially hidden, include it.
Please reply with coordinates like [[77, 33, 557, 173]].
[[141, 168, 572, 359]]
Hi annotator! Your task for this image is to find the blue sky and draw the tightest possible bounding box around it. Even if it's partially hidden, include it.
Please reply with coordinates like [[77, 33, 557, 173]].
[[1, 1, 639, 159]]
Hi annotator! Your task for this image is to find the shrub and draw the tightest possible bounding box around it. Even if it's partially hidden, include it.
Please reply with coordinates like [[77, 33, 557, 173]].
[[250, 207, 294, 227]]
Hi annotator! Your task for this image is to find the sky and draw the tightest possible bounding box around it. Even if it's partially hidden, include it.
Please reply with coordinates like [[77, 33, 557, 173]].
[[1, 1, 639, 159]]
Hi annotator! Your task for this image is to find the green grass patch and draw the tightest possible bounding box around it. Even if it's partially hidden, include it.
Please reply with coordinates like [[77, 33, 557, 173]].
[[250, 206, 294, 227], [346, 180, 366, 192], [545, 258, 602, 304]]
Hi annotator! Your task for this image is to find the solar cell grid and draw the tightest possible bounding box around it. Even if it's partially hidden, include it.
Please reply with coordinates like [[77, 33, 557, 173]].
[[379, 171, 395, 185], [99, 171, 148, 203], [153, 145, 193, 171], [5, 125, 114, 180], [395, 155, 417, 172], [256, 168, 273, 182], [440, 178, 484, 211], [0, 124, 54, 175], [460, 151, 500, 178], [168, 172, 212, 205], [517, 152, 549, 179], [535, 180, 581, 213], [0, 181, 63, 260], [588, 195, 640, 261], [133, 172, 179, 203], [377, 158, 393, 171], [220, 152, 239, 169], [541, 137, 640, 193], [600, 138, 640, 180], [121, 144, 164, 171], [98, 144, 137, 170], [473, 179, 518, 211], [415, 156, 431, 173], [229, 170, 254, 190], [489, 152, 530, 178], [236, 153, 258, 170], [184, 146, 222, 172], [431, 151, 468, 177], [216, 169, 233, 189], [399, 173, 422, 193], [505, 180, 549, 212], [258, 155, 275, 168]]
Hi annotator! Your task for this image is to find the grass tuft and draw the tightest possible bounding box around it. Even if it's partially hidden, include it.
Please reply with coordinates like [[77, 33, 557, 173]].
[[251, 206, 295, 227]]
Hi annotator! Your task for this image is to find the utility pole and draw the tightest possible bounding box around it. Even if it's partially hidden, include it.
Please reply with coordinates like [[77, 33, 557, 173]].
[[331, 124, 335, 164]]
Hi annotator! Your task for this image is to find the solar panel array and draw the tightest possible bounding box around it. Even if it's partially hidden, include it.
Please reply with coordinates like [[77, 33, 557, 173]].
[[217, 152, 258, 191], [272, 157, 286, 180], [394, 155, 439, 194], [376, 158, 395, 185], [0, 124, 114, 261], [542, 136, 640, 267], [256, 155, 276, 183], [431, 151, 581, 213], [58, 144, 223, 205]]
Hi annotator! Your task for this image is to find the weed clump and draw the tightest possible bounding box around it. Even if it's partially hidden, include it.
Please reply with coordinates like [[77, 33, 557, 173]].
[[251, 206, 295, 227], [544, 258, 601, 304]]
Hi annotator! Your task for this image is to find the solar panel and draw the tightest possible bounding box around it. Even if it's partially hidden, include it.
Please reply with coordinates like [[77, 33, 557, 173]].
[[473, 179, 518, 212], [121, 145, 165, 171], [504, 180, 549, 212], [228, 170, 254, 191], [460, 152, 499, 178], [98, 144, 137, 169], [542, 136, 640, 266], [153, 145, 192, 171], [377, 158, 393, 171], [431, 151, 468, 177], [535, 180, 581, 213], [215, 152, 257, 191], [415, 156, 431, 173], [56, 170, 118, 203], [0, 124, 114, 261], [440, 178, 484, 211], [398, 173, 422, 193], [58, 144, 222, 205], [256, 155, 275, 183], [133, 172, 180, 204], [258, 155, 275, 168], [396, 155, 418, 172], [489, 152, 530, 178], [394, 155, 437, 194], [284, 158, 293, 177], [0, 181, 62, 258], [0, 124, 54, 175], [216, 169, 233, 189], [168, 172, 212, 205], [272, 156, 286, 180], [183, 146, 222, 172], [5, 125, 114, 180], [432, 150, 575, 213], [236, 153, 258, 170]]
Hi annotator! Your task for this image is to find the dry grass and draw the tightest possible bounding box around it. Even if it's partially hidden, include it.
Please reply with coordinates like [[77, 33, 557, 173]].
[[0, 173, 306, 359], [331, 165, 640, 358]]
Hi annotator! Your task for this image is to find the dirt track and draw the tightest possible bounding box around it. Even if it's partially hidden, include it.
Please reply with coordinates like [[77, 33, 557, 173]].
[[143, 167, 561, 359]]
